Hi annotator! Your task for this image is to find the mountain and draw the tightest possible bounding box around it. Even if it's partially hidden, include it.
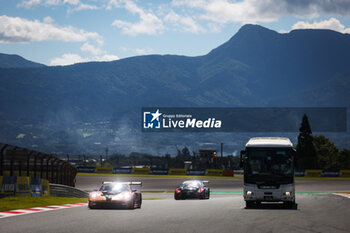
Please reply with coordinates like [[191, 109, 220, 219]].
[[0, 24, 349, 154], [0, 53, 45, 68]]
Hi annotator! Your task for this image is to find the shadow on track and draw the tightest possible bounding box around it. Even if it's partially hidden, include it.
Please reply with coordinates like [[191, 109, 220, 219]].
[[245, 203, 298, 210]]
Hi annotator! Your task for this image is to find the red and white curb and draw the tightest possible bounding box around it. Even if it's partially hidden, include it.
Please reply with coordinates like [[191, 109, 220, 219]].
[[333, 193, 350, 199], [0, 203, 88, 219]]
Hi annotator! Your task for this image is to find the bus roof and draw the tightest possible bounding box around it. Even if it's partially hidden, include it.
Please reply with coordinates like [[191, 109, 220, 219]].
[[246, 137, 293, 148]]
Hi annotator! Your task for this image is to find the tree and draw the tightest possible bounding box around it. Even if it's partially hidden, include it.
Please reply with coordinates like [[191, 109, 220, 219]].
[[313, 135, 339, 170], [338, 149, 350, 169], [296, 114, 317, 169]]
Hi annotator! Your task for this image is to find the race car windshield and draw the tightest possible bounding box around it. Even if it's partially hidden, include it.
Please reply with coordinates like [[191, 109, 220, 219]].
[[100, 184, 129, 193], [182, 181, 202, 188]]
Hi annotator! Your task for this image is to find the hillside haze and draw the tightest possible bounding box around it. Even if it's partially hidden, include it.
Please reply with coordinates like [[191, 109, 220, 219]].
[[0, 24, 349, 155]]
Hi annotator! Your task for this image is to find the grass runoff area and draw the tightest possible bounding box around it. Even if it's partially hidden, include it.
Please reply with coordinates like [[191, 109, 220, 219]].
[[77, 173, 350, 180], [0, 196, 87, 212]]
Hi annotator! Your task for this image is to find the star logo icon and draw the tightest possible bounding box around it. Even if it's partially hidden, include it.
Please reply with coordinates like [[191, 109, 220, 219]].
[[151, 109, 162, 122]]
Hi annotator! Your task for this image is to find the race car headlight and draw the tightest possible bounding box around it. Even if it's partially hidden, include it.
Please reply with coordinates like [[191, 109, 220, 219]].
[[285, 191, 291, 196], [123, 192, 131, 200], [91, 192, 98, 199], [246, 191, 253, 196]]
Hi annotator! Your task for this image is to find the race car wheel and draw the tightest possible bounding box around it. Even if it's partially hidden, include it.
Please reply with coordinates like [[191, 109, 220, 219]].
[[88, 201, 95, 209], [136, 194, 142, 208], [206, 190, 210, 199], [174, 194, 180, 200]]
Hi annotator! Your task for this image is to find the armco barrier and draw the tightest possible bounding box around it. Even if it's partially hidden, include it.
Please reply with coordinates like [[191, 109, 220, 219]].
[[322, 170, 340, 177], [1, 176, 17, 196], [132, 168, 150, 174], [340, 170, 350, 177], [31, 177, 42, 196], [205, 169, 223, 176], [295, 170, 305, 177], [16, 176, 31, 197], [222, 170, 234, 176], [150, 168, 169, 175], [305, 170, 322, 177], [113, 167, 132, 174], [49, 183, 88, 198], [95, 167, 113, 174], [169, 168, 186, 175], [77, 166, 96, 173], [186, 169, 205, 176]]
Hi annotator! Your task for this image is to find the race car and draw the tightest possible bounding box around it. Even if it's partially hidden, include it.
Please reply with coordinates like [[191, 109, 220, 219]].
[[88, 181, 142, 209], [174, 180, 210, 200]]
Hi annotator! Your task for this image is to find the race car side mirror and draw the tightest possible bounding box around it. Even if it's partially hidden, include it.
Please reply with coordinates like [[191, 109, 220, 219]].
[[132, 189, 137, 192]]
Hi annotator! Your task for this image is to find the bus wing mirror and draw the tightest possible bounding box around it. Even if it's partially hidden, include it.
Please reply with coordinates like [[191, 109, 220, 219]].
[[239, 150, 245, 168]]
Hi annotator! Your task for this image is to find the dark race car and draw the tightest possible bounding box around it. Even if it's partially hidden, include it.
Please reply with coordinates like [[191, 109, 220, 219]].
[[174, 180, 210, 200], [88, 181, 142, 209]]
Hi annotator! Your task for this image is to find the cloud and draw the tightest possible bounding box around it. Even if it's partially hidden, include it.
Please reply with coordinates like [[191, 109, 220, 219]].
[[164, 10, 205, 33], [18, 0, 99, 12], [134, 48, 153, 55], [17, 0, 41, 8], [50, 53, 119, 66], [80, 42, 103, 55], [171, 0, 350, 25], [0, 15, 101, 43], [111, 0, 164, 35], [291, 18, 350, 34]]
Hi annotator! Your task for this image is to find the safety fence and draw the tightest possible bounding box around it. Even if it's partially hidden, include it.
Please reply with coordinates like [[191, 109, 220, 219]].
[[0, 176, 50, 197], [77, 166, 350, 178], [0, 143, 77, 187], [77, 166, 232, 176], [295, 169, 350, 177]]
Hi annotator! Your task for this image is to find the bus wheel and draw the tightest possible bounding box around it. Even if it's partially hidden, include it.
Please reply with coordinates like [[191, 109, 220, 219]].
[[245, 201, 254, 209]]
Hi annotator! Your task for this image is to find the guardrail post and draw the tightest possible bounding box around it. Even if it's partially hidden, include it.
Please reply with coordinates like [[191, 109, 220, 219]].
[[0, 144, 8, 176], [51, 158, 57, 183], [33, 152, 37, 178], [40, 155, 44, 179], [27, 151, 34, 177]]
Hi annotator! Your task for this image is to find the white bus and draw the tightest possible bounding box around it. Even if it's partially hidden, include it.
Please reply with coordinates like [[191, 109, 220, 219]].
[[240, 137, 296, 208]]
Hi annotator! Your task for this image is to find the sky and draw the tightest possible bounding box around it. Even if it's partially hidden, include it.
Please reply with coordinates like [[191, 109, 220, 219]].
[[1, 0, 350, 66]]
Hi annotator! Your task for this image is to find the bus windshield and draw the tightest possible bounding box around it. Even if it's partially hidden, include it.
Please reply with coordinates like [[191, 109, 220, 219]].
[[244, 147, 294, 177]]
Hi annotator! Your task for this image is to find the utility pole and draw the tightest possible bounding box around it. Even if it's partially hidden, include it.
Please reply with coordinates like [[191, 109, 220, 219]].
[[105, 147, 109, 160]]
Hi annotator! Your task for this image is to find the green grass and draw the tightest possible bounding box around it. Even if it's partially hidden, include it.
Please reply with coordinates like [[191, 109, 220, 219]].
[[0, 196, 87, 212]]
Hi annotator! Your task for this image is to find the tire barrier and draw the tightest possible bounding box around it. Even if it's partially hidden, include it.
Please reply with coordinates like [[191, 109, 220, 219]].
[[305, 170, 323, 177], [31, 177, 42, 196], [132, 168, 151, 175], [186, 169, 205, 176], [169, 168, 186, 175], [1, 176, 17, 196], [205, 169, 223, 176], [0, 143, 77, 187], [95, 167, 113, 174], [295, 170, 306, 177], [113, 167, 132, 174], [222, 170, 234, 176], [77, 166, 95, 173], [0, 176, 50, 197], [321, 170, 340, 177], [49, 183, 88, 198], [150, 168, 169, 175], [340, 170, 350, 177], [16, 176, 31, 197]]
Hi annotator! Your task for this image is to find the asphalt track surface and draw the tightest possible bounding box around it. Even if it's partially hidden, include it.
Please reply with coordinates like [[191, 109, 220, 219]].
[[1, 176, 350, 233], [75, 175, 350, 193]]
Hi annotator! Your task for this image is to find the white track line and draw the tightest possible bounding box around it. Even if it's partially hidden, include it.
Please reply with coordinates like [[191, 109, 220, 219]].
[[333, 193, 350, 199], [0, 203, 88, 219]]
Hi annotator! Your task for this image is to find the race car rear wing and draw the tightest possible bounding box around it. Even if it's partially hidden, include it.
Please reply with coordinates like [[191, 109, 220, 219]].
[[128, 181, 142, 186]]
